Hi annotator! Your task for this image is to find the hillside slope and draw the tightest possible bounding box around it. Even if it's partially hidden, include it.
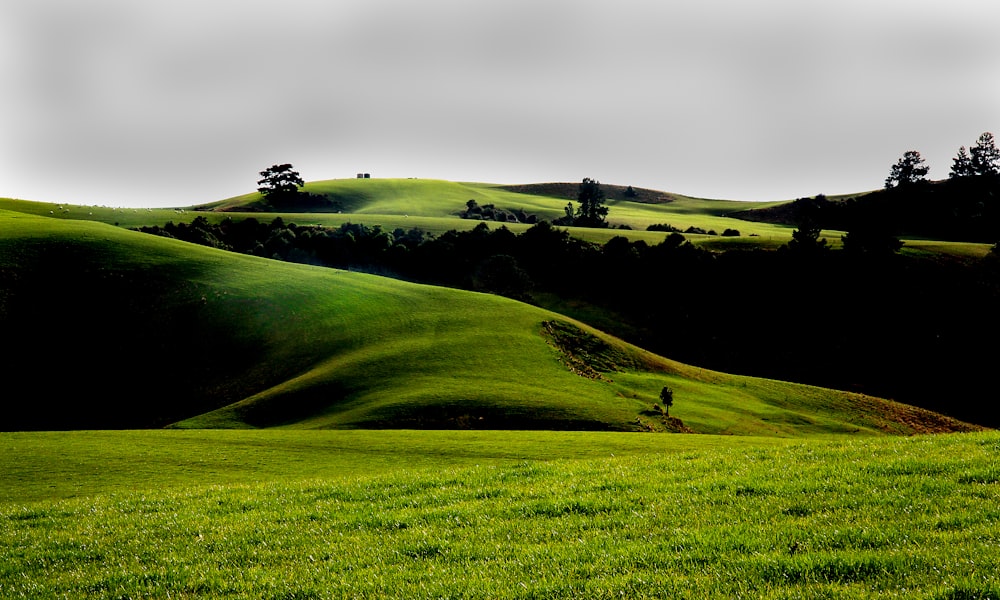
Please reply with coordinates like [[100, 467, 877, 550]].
[[0, 209, 980, 435]]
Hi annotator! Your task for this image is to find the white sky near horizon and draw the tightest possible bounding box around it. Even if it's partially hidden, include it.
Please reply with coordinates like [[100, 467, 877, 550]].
[[0, 0, 998, 208]]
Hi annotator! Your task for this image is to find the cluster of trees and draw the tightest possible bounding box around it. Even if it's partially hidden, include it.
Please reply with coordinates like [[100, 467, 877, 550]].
[[554, 178, 610, 228], [949, 132, 1000, 179], [648, 223, 741, 237], [460, 199, 540, 224], [885, 131, 1000, 189]]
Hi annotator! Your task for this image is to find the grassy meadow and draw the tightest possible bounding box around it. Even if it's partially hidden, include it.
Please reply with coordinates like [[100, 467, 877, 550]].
[[1, 178, 997, 599], [1, 430, 998, 598]]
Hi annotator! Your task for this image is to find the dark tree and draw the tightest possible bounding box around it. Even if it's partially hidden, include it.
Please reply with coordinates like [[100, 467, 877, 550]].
[[257, 164, 304, 204], [950, 146, 974, 179], [783, 225, 829, 256], [552, 201, 576, 226], [472, 254, 533, 301], [575, 177, 609, 228], [659, 387, 674, 416], [885, 150, 929, 189], [841, 227, 903, 256], [623, 185, 637, 198], [970, 132, 1000, 176]]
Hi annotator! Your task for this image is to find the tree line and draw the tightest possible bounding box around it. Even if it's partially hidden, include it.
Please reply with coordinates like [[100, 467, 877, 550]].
[[885, 132, 1000, 188]]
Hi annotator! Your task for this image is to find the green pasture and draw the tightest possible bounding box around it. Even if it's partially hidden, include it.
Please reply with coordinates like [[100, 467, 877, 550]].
[[0, 429, 793, 503], [1, 430, 997, 598], [2, 182, 999, 599], [0, 197, 187, 229], [205, 179, 567, 217]]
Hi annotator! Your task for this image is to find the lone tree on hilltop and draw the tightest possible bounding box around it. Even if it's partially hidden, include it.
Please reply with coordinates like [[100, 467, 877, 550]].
[[575, 177, 609, 228], [257, 163, 304, 205], [885, 150, 929, 189]]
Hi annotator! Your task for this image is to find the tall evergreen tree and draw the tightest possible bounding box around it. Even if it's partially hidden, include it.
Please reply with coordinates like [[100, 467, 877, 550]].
[[950, 146, 974, 178], [970, 132, 1000, 176], [885, 150, 929, 189]]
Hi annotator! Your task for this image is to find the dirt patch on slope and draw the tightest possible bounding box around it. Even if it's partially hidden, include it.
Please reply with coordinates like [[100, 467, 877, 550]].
[[541, 320, 640, 381], [850, 394, 987, 434]]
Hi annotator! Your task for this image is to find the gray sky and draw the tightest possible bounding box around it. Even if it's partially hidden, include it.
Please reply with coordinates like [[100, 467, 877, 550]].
[[1, 0, 998, 207]]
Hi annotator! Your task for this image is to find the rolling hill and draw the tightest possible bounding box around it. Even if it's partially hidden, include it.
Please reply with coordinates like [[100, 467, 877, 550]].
[[0, 207, 980, 435], [196, 178, 801, 243], [193, 177, 993, 256]]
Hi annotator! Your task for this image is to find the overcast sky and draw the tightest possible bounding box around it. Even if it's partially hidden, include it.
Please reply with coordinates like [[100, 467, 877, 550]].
[[1, 0, 997, 207]]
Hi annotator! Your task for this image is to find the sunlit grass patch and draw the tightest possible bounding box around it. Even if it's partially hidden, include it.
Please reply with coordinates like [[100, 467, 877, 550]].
[[1, 431, 998, 598]]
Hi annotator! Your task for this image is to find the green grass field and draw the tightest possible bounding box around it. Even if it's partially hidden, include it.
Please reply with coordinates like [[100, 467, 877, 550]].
[[2, 180, 997, 598], [1, 430, 997, 598]]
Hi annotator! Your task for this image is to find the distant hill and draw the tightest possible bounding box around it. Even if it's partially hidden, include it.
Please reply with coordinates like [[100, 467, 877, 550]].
[[0, 207, 979, 435], [197, 179, 570, 216]]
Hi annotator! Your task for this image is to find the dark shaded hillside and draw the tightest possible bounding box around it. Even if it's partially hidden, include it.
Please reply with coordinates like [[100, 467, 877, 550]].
[[0, 237, 286, 429], [730, 176, 1000, 243]]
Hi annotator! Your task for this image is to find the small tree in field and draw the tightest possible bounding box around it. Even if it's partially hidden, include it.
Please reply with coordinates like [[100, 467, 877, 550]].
[[659, 386, 674, 417]]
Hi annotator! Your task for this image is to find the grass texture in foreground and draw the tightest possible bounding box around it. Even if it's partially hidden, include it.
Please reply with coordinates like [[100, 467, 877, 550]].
[[1, 430, 998, 599]]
